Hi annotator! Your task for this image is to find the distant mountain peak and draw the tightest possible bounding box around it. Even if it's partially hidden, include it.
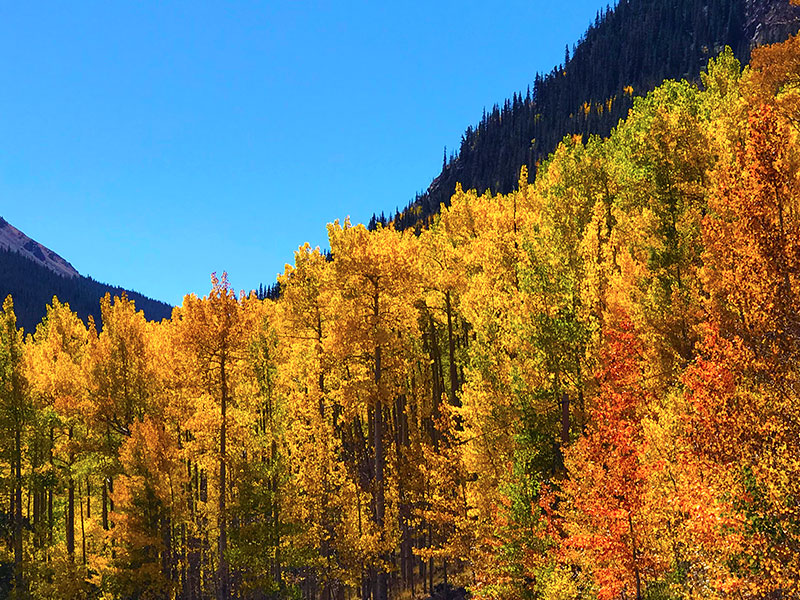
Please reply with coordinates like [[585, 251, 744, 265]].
[[0, 217, 80, 279]]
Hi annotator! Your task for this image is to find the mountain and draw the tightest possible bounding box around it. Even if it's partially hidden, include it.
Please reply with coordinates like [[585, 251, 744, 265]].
[[0, 217, 173, 332], [0, 217, 79, 278], [747, 0, 800, 44], [373, 0, 800, 232]]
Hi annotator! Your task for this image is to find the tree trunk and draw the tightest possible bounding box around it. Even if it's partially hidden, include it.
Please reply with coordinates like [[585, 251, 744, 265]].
[[162, 515, 172, 584], [218, 357, 229, 600], [629, 511, 643, 600], [102, 479, 109, 530], [372, 286, 388, 600], [394, 394, 412, 593], [79, 480, 87, 565], [31, 459, 39, 532], [373, 399, 388, 600], [445, 291, 459, 407], [428, 525, 434, 593], [188, 528, 201, 600], [49, 428, 54, 546], [272, 438, 281, 587], [427, 316, 442, 447], [67, 427, 75, 560], [361, 567, 370, 600], [14, 419, 23, 593]]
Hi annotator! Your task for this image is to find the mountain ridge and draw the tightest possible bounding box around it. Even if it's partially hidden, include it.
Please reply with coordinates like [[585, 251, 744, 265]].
[[0, 217, 173, 332], [374, 0, 800, 232], [0, 216, 79, 279]]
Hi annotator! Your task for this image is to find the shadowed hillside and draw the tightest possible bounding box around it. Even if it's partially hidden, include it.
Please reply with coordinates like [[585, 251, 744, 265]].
[[0, 246, 173, 332], [371, 0, 800, 232]]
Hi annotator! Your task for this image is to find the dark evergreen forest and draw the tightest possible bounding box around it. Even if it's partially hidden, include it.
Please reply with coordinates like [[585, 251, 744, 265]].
[[0, 248, 173, 332], [369, 0, 800, 232]]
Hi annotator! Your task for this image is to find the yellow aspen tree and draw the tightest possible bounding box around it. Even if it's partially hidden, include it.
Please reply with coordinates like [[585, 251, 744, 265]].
[[326, 220, 421, 600], [86, 293, 159, 534], [278, 244, 364, 593], [0, 296, 29, 597], [25, 297, 91, 593], [174, 273, 258, 600]]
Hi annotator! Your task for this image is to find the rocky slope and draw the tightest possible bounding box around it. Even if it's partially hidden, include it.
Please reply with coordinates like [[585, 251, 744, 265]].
[[0, 217, 79, 278], [746, 0, 800, 45], [0, 216, 173, 331]]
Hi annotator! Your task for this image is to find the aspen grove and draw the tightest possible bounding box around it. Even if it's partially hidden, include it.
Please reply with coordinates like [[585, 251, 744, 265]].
[[2, 38, 800, 600]]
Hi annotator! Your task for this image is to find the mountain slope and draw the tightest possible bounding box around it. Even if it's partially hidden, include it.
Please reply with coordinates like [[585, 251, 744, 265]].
[[377, 0, 800, 232], [0, 219, 173, 332], [0, 217, 79, 278]]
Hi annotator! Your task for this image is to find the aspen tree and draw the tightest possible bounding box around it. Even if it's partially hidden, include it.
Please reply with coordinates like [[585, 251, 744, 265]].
[[25, 297, 89, 591], [0, 297, 29, 596], [327, 221, 421, 600], [175, 273, 257, 600]]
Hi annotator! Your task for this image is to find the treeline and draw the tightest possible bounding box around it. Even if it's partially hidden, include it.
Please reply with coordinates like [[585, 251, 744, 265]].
[[377, 0, 800, 232], [0, 247, 173, 332], [2, 37, 800, 600]]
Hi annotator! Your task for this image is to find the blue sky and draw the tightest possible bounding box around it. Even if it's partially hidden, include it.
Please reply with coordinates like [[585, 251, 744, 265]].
[[1, 1, 608, 306]]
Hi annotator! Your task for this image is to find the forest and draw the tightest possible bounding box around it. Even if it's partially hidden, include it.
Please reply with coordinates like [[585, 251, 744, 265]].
[[381, 0, 799, 232], [0, 247, 173, 334], [1, 33, 800, 600]]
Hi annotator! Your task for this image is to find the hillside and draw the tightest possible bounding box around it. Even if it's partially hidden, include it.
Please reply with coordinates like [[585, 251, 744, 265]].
[[372, 0, 800, 231], [0, 220, 173, 331], [0, 217, 79, 278]]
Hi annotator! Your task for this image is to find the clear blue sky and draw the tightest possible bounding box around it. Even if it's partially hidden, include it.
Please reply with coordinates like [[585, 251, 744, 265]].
[[1, 1, 608, 306]]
